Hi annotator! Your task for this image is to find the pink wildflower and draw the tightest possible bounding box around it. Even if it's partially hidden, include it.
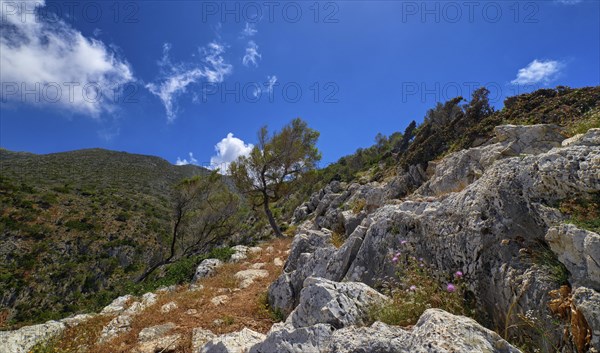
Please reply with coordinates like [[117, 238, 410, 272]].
[[446, 283, 456, 293], [409, 285, 417, 291], [455, 271, 463, 279], [392, 256, 399, 263]]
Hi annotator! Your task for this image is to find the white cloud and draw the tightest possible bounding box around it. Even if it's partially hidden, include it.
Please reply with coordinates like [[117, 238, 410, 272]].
[[241, 22, 257, 37], [210, 133, 254, 173], [511, 59, 563, 85], [266, 75, 278, 95], [146, 41, 233, 122], [175, 152, 198, 166], [242, 41, 261, 68], [0, 0, 134, 117]]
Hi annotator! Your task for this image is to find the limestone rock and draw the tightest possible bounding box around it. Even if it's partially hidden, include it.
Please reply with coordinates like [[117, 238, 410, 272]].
[[60, 314, 95, 328], [98, 315, 132, 343], [325, 321, 410, 353], [100, 294, 133, 315], [249, 323, 335, 353], [234, 269, 269, 289], [0, 321, 65, 353], [408, 309, 521, 352], [134, 334, 181, 353], [573, 287, 600, 350], [192, 328, 216, 353], [142, 292, 158, 307], [273, 257, 284, 267], [287, 277, 389, 329], [200, 328, 265, 353], [546, 224, 600, 290], [230, 245, 250, 262], [194, 259, 224, 282], [160, 302, 178, 313], [211, 295, 229, 306], [562, 128, 600, 147], [138, 322, 176, 342]]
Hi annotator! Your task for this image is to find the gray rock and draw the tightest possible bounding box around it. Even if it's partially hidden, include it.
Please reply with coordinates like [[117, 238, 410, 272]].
[[546, 224, 600, 290], [0, 321, 65, 353], [192, 328, 216, 353], [325, 321, 410, 353], [573, 287, 600, 351], [138, 322, 176, 342], [200, 328, 266, 353], [160, 301, 178, 313], [60, 314, 95, 328], [235, 269, 269, 289], [134, 334, 181, 353], [287, 277, 389, 329], [407, 309, 521, 352], [249, 323, 335, 353], [141, 292, 158, 307], [230, 245, 250, 262], [194, 259, 224, 282], [98, 314, 132, 343], [562, 128, 600, 147], [100, 294, 133, 315]]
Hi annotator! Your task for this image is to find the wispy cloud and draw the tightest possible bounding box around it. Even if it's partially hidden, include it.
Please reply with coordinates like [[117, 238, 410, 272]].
[[210, 133, 254, 173], [242, 41, 261, 68], [265, 75, 278, 95], [511, 59, 563, 85], [0, 0, 134, 117], [146, 41, 233, 122], [241, 22, 257, 37], [175, 152, 198, 166]]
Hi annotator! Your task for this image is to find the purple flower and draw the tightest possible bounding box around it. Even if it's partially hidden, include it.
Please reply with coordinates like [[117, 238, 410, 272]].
[[419, 263, 424, 267], [392, 256, 399, 263], [395, 252, 401, 257], [446, 283, 456, 293], [455, 271, 463, 279], [409, 285, 417, 291], [418, 257, 424, 262], [400, 240, 408, 245]]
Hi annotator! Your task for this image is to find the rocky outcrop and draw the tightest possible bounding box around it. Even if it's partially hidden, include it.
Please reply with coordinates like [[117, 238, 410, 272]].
[[546, 224, 600, 290], [0, 321, 65, 353], [270, 126, 600, 351], [234, 269, 269, 289]]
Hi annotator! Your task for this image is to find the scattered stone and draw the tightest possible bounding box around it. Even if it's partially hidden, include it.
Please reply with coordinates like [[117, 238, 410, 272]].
[[157, 285, 177, 293], [211, 295, 230, 306], [138, 323, 176, 342], [98, 315, 132, 344], [250, 262, 266, 269], [200, 328, 265, 353], [234, 269, 269, 289], [100, 294, 133, 315], [190, 283, 205, 292], [0, 320, 65, 353], [249, 246, 263, 254], [273, 257, 284, 267], [186, 309, 198, 315], [141, 292, 158, 307], [230, 245, 250, 262], [266, 246, 275, 253], [60, 314, 95, 328], [192, 328, 216, 353], [193, 259, 224, 282], [134, 334, 181, 353], [160, 302, 178, 313], [213, 319, 225, 327]]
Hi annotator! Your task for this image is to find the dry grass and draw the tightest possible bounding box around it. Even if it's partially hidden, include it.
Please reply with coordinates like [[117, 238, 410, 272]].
[[52, 237, 292, 353]]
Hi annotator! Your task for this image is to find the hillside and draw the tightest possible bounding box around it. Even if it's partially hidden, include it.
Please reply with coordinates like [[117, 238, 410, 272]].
[[0, 149, 210, 328]]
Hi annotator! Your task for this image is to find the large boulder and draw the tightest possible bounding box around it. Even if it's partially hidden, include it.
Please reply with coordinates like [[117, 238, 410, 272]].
[[249, 323, 335, 353], [98, 314, 133, 344], [287, 277, 389, 329], [0, 321, 65, 353], [100, 294, 133, 315]]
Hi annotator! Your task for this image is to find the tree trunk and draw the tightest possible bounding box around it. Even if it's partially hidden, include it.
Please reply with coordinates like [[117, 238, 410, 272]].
[[263, 192, 283, 238]]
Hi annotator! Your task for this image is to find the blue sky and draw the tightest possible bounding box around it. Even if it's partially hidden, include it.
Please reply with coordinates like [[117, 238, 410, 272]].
[[1, 0, 599, 169]]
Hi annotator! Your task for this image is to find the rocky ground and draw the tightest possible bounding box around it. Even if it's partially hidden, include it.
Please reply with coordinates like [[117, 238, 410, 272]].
[[1, 125, 598, 353]]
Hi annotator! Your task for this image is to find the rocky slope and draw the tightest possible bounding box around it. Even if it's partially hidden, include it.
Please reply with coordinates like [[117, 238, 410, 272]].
[[4, 125, 597, 353], [265, 125, 599, 352]]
